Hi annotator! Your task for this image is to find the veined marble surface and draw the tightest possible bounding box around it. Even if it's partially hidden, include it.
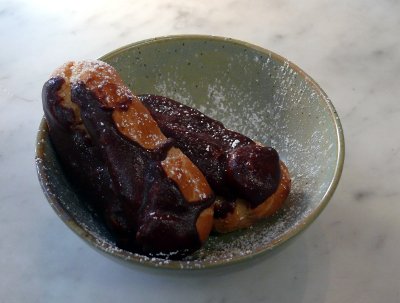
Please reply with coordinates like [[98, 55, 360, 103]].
[[1, 0, 399, 302]]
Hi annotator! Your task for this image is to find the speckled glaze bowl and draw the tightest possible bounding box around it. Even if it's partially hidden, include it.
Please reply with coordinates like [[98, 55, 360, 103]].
[[36, 35, 344, 270]]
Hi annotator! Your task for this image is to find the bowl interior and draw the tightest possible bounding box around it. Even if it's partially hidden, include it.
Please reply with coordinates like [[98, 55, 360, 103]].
[[36, 35, 344, 269]]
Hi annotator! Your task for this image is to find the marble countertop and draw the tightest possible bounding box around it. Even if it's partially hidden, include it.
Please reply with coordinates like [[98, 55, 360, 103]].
[[1, 0, 399, 302]]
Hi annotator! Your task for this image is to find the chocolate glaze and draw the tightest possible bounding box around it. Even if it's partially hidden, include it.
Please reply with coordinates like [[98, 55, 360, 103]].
[[140, 95, 281, 217], [42, 78, 214, 258], [213, 198, 236, 219], [42, 77, 114, 217]]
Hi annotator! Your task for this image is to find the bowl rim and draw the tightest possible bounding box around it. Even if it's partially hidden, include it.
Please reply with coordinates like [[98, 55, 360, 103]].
[[36, 34, 345, 270]]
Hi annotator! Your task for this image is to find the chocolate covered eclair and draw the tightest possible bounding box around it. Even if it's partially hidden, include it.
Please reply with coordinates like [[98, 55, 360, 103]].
[[139, 95, 291, 233], [42, 60, 214, 258]]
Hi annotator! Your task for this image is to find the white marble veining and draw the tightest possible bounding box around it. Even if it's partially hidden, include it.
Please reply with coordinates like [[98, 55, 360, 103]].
[[1, 0, 400, 302]]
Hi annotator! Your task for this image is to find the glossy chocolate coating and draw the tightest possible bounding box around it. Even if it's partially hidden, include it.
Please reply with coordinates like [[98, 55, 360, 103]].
[[140, 95, 281, 216], [42, 78, 214, 258]]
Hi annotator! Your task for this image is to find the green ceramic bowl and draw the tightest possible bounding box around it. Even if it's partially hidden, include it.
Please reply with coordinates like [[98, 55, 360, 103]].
[[36, 35, 344, 270]]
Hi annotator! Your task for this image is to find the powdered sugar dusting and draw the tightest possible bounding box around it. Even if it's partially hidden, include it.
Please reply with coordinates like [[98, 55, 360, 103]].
[[52, 60, 133, 108], [69, 60, 112, 82]]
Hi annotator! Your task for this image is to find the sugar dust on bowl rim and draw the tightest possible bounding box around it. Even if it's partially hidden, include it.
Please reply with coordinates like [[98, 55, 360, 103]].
[[35, 35, 344, 270]]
